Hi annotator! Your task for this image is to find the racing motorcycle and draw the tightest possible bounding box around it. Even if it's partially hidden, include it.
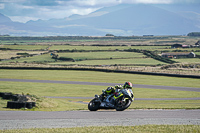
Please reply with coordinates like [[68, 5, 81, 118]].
[[88, 88, 134, 111]]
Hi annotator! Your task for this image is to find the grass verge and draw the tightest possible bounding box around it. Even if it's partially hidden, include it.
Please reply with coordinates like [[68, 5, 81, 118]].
[[1, 125, 200, 133], [0, 70, 199, 111], [0, 81, 200, 111], [0, 82, 199, 98]]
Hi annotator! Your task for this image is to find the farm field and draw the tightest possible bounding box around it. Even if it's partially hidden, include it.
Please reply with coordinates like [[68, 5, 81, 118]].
[[57, 51, 145, 59], [172, 58, 200, 63], [0, 44, 49, 50], [49, 58, 166, 66], [0, 36, 199, 75], [0, 50, 48, 60], [50, 45, 170, 51]]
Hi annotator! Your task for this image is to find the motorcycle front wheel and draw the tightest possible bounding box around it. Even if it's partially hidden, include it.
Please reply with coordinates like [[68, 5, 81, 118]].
[[115, 97, 131, 111], [88, 99, 100, 111]]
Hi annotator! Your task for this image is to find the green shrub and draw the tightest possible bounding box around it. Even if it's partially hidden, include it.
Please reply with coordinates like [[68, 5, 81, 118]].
[[16, 53, 29, 56]]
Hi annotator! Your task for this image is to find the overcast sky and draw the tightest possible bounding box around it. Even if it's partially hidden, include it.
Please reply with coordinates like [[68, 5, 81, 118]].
[[0, 0, 199, 23]]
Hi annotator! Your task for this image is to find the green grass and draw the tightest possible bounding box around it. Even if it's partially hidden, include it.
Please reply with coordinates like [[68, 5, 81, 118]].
[[0, 50, 164, 65], [0, 50, 48, 60], [50, 45, 170, 51], [58, 51, 145, 60], [0, 70, 199, 88], [1, 44, 48, 50], [1, 125, 200, 133], [0, 50, 165, 66], [0, 97, 87, 111], [132, 100, 200, 109], [0, 38, 200, 111], [49, 58, 166, 65], [0, 98, 9, 110], [0, 70, 199, 111], [172, 58, 200, 63], [0, 82, 103, 97], [35, 98, 87, 111], [1, 43, 199, 70], [195, 52, 200, 55], [0, 82, 199, 98], [0, 81, 199, 111], [1, 54, 54, 63]]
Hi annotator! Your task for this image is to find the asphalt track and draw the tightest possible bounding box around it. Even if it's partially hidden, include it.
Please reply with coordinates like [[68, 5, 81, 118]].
[[0, 110, 200, 129], [0, 78, 200, 129]]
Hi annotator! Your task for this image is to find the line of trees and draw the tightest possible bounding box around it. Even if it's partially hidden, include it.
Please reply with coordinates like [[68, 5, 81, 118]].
[[187, 32, 200, 37]]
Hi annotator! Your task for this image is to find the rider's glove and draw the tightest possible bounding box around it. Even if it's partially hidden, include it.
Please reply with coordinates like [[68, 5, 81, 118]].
[[115, 85, 122, 89], [115, 85, 119, 89]]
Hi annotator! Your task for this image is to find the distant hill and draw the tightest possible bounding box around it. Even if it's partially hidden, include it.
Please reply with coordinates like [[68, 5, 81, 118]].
[[66, 4, 198, 35], [0, 4, 200, 36], [0, 13, 12, 23]]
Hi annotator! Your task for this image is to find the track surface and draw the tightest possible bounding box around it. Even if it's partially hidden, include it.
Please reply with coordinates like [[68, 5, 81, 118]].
[[0, 78, 200, 129], [0, 110, 200, 129]]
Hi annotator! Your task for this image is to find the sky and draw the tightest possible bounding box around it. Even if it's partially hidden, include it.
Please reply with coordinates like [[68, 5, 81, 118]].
[[0, 0, 199, 23]]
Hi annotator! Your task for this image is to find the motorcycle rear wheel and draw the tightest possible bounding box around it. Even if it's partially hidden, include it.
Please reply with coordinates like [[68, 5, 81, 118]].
[[115, 97, 131, 111], [88, 99, 100, 111]]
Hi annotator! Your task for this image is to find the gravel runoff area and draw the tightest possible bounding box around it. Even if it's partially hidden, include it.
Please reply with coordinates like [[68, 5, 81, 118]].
[[0, 109, 200, 129]]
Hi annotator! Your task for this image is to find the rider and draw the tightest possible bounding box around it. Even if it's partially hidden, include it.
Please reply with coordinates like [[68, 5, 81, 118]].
[[104, 82, 133, 107]]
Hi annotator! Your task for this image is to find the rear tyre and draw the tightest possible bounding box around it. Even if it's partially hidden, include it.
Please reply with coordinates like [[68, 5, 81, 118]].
[[115, 97, 132, 111], [88, 99, 100, 111]]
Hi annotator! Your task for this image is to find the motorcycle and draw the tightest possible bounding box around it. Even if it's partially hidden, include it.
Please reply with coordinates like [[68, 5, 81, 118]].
[[88, 88, 134, 111]]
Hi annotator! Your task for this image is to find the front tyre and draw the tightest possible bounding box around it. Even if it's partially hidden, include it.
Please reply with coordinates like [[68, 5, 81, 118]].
[[88, 99, 100, 111], [115, 97, 132, 111]]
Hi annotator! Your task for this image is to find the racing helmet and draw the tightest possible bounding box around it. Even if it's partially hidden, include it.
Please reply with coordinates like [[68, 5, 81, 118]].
[[124, 82, 133, 89], [106, 87, 115, 94]]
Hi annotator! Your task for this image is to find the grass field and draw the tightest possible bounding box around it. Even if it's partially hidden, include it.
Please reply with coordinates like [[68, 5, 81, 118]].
[[1, 44, 49, 50], [58, 51, 145, 59], [1, 36, 200, 76], [0, 50, 48, 60], [0, 81, 199, 111], [1, 54, 54, 63], [172, 58, 200, 63], [50, 45, 170, 51], [0, 70, 199, 111], [1, 125, 200, 133], [1, 81, 199, 98], [0, 69, 199, 88], [49, 58, 166, 66]]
